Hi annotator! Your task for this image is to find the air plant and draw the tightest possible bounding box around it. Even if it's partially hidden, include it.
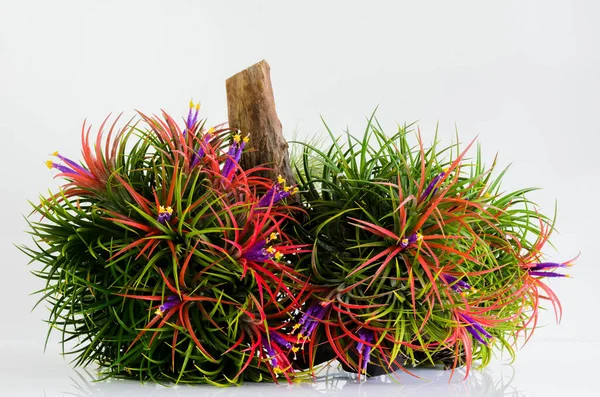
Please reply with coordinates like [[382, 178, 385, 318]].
[[21, 102, 306, 385], [20, 100, 574, 385], [289, 114, 574, 378]]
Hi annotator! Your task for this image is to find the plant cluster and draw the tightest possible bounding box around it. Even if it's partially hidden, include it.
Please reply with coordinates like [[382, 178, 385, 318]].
[[21, 104, 573, 385], [289, 116, 573, 377]]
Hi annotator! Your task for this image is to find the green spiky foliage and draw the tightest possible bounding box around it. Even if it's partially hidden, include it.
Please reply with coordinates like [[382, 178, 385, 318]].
[[289, 116, 573, 378], [20, 102, 574, 385], [20, 104, 308, 385]]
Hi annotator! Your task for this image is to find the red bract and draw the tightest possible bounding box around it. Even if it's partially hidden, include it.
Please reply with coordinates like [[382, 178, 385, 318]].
[[46, 114, 129, 198]]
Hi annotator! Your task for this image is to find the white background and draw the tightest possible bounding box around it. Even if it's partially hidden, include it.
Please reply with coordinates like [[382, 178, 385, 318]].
[[1, 0, 598, 396]]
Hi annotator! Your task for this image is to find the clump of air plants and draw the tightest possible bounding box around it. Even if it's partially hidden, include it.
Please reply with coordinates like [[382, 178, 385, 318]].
[[288, 116, 574, 378], [21, 102, 307, 385], [20, 99, 575, 385]]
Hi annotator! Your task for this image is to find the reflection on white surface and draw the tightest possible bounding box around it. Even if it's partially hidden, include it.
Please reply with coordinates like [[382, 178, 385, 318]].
[[61, 365, 522, 397], [2, 340, 597, 396]]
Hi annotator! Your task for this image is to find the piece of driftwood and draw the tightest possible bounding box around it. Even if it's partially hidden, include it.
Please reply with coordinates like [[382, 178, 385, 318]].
[[226, 60, 296, 185]]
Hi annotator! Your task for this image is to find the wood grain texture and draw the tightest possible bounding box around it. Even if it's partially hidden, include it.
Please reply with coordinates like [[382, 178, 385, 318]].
[[226, 60, 296, 185]]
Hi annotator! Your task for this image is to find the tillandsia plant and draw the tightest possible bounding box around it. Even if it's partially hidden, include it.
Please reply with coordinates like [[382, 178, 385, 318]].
[[288, 115, 575, 378], [20, 99, 575, 385], [20, 102, 309, 385]]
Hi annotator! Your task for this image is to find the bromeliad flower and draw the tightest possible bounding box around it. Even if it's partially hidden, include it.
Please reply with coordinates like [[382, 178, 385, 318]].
[[268, 330, 293, 350], [291, 301, 331, 342], [527, 271, 571, 278], [241, 233, 283, 262], [257, 175, 298, 207], [43, 115, 128, 199], [46, 151, 93, 177], [420, 168, 448, 201], [154, 295, 182, 317], [399, 232, 421, 249], [441, 273, 474, 294], [221, 133, 249, 180], [356, 329, 374, 374], [525, 261, 572, 278], [261, 332, 292, 375], [191, 127, 216, 167], [458, 312, 493, 346], [157, 205, 173, 225], [262, 337, 279, 370], [184, 100, 201, 136]]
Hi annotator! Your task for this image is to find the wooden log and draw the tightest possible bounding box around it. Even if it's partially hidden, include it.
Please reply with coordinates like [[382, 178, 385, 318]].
[[225, 60, 295, 185]]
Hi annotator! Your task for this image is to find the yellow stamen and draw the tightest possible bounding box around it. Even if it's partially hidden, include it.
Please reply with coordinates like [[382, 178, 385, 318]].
[[207, 127, 215, 134], [416, 232, 423, 241], [266, 246, 276, 254], [189, 99, 195, 109], [267, 232, 279, 242], [154, 308, 164, 317], [401, 238, 409, 246], [195, 102, 200, 111], [45, 160, 53, 169], [291, 323, 301, 332], [565, 274, 573, 278], [277, 175, 285, 185], [274, 251, 283, 261], [484, 192, 491, 198], [159, 206, 173, 214], [283, 186, 291, 192], [273, 366, 283, 374], [292, 187, 299, 195], [243, 136, 250, 143], [52, 151, 58, 156], [443, 167, 449, 173], [233, 134, 241, 143]]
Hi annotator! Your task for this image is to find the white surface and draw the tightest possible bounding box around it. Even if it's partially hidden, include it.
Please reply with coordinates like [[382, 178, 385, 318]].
[[1, 340, 597, 397], [1, 0, 599, 395]]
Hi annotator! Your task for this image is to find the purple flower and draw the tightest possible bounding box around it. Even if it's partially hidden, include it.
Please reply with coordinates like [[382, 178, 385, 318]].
[[525, 262, 573, 277], [242, 234, 282, 262], [221, 133, 249, 180], [399, 232, 421, 249], [356, 329, 374, 374], [269, 330, 292, 349], [440, 273, 473, 294], [157, 205, 173, 224], [420, 168, 448, 201], [528, 271, 571, 278], [292, 301, 330, 342], [458, 313, 492, 346], [525, 261, 572, 278], [46, 152, 93, 177], [262, 336, 278, 367], [155, 295, 181, 317], [257, 175, 298, 207], [465, 325, 488, 344], [183, 100, 200, 137], [191, 127, 215, 167], [528, 262, 571, 270]]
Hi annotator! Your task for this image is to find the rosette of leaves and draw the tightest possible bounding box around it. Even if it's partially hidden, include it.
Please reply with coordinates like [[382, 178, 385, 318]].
[[20, 103, 306, 385], [288, 116, 573, 378]]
